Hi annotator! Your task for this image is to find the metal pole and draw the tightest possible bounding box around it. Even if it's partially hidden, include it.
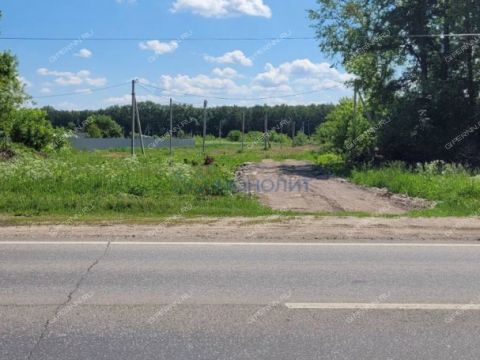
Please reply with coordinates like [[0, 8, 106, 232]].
[[264, 113, 268, 150], [202, 100, 208, 154], [280, 121, 283, 150], [292, 121, 295, 147], [135, 96, 145, 156], [169, 98, 173, 156], [131, 80, 136, 156], [241, 112, 245, 152]]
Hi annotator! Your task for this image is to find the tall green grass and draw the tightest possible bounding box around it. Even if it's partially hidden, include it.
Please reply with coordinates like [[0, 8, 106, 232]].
[[0, 144, 316, 220], [350, 163, 480, 216]]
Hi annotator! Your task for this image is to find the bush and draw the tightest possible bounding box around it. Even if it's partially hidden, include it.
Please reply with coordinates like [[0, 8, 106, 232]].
[[293, 131, 309, 146], [317, 152, 346, 174], [245, 131, 265, 143], [269, 131, 291, 144], [51, 128, 70, 151], [83, 115, 123, 138], [314, 98, 374, 161], [227, 130, 242, 142], [10, 109, 54, 150]]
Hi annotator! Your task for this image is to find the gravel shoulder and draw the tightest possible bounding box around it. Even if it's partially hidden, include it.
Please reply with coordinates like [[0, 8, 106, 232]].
[[1, 216, 479, 242]]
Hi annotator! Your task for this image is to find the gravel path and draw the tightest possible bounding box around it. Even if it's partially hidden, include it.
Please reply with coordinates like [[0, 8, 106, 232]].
[[236, 160, 433, 215]]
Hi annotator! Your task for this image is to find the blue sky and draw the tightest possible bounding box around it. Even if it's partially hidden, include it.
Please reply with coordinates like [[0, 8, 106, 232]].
[[1, 0, 352, 109]]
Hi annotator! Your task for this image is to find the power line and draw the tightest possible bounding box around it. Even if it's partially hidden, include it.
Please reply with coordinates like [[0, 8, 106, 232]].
[[139, 82, 340, 101], [2, 34, 480, 42], [1, 36, 314, 42], [31, 82, 128, 99], [28, 80, 341, 103]]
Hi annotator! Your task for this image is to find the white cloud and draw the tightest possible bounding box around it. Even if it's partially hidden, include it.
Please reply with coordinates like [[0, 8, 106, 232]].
[[171, 0, 271, 18], [160, 74, 241, 97], [74, 49, 93, 58], [212, 67, 238, 78], [40, 87, 51, 94], [253, 59, 353, 89], [37, 68, 107, 87], [152, 58, 352, 106], [204, 50, 252, 66], [104, 94, 163, 105], [139, 40, 179, 55], [116, 0, 137, 4]]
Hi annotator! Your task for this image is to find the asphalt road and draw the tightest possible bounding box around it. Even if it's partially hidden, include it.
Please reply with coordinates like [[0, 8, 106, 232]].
[[2, 241, 480, 360]]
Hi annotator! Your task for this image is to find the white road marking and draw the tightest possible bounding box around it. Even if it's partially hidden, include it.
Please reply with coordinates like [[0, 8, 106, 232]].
[[0, 241, 480, 247], [285, 303, 480, 310]]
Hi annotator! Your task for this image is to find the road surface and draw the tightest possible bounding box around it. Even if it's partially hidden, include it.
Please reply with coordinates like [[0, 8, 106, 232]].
[[2, 240, 480, 359]]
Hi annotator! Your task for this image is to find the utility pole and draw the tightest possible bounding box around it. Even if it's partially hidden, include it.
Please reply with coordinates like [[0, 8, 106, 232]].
[[202, 100, 208, 154], [264, 112, 268, 150], [169, 98, 173, 156], [135, 97, 145, 156], [241, 112, 245, 152], [292, 121, 295, 147], [280, 120, 284, 150], [131, 80, 136, 156]]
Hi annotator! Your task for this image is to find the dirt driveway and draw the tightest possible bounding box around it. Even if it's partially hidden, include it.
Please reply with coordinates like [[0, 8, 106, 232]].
[[236, 160, 432, 215]]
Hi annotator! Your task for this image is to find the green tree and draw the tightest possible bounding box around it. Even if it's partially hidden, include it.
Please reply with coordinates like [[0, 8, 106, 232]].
[[10, 109, 54, 150], [293, 131, 309, 147], [0, 11, 28, 147], [309, 0, 480, 165], [227, 130, 242, 142], [83, 115, 123, 138], [315, 99, 373, 162]]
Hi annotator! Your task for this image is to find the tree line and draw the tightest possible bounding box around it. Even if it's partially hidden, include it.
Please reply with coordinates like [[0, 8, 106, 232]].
[[44, 103, 335, 139]]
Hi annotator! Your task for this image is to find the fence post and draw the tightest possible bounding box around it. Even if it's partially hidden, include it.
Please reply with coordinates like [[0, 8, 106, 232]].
[[202, 100, 208, 154], [241, 112, 245, 152]]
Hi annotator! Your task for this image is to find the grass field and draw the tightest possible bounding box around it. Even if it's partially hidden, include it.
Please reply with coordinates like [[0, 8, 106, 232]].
[[350, 164, 480, 217], [0, 142, 478, 223], [0, 143, 317, 222]]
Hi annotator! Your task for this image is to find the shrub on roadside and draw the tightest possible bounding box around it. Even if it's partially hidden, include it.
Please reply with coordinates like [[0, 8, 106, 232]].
[[317, 152, 346, 173], [293, 131, 309, 146], [10, 109, 54, 150]]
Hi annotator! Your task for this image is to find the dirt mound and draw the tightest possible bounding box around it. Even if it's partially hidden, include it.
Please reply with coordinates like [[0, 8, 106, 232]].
[[236, 160, 433, 215]]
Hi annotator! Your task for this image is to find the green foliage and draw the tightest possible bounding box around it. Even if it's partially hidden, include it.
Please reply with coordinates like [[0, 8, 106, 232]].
[[314, 98, 374, 161], [83, 115, 123, 138], [0, 51, 28, 144], [350, 163, 480, 216], [316, 152, 346, 174], [10, 109, 54, 150], [44, 103, 335, 142], [227, 130, 242, 142], [245, 131, 265, 143], [0, 145, 317, 218], [309, 0, 480, 165], [50, 128, 70, 151], [293, 131, 309, 146], [269, 131, 291, 144]]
